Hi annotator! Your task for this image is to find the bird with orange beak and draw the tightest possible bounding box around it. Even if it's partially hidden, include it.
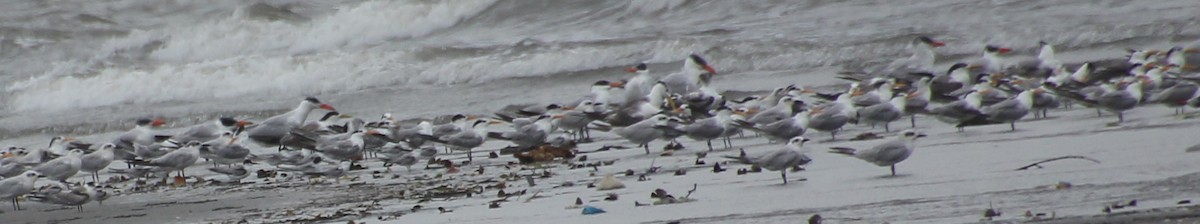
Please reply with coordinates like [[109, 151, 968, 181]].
[[660, 54, 718, 95]]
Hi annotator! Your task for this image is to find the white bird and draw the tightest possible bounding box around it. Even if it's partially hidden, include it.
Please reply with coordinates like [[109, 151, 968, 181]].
[[246, 97, 336, 150], [724, 137, 812, 184], [28, 182, 91, 212], [829, 129, 926, 176], [33, 148, 85, 182], [623, 62, 655, 104], [612, 114, 671, 154], [425, 120, 499, 161], [169, 117, 251, 146], [660, 54, 718, 95], [980, 88, 1040, 131], [857, 93, 908, 132], [0, 171, 44, 210], [80, 143, 117, 183], [873, 36, 946, 77], [967, 45, 1012, 75], [128, 141, 202, 178], [112, 118, 169, 151]]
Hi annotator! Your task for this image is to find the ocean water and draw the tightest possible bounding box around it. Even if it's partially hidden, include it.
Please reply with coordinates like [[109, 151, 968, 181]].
[[0, 0, 1197, 138]]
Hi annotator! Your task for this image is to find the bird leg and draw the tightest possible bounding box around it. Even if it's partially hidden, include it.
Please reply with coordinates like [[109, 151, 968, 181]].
[[890, 165, 897, 176], [781, 170, 788, 185], [884, 123, 891, 132], [706, 140, 714, 151], [1010, 122, 1016, 132], [910, 115, 917, 128], [642, 144, 650, 155], [467, 149, 473, 162]]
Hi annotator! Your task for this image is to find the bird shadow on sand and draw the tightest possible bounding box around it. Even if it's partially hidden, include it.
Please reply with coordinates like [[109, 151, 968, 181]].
[[871, 174, 912, 180]]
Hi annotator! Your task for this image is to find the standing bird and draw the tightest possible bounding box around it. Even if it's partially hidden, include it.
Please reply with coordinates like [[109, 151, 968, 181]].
[[424, 120, 499, 161], [857, 93, 908, 132], [79, 143, 118, 183], [612, 114, 671, 154], [245, 97, 336, 150], [979, 88, 1039, 131], [669, 107, 735, 151], [0, 171, 44, 210], [829, 130, 926, 176], [724, 137, 813, 184], [128, 141, 202, 178], [33, 149, 85, 182]]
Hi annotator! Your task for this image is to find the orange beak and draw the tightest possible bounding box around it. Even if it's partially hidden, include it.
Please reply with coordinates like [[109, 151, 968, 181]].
[[703, 65, 717, 74], [236, 120, 253, 127], [151, 118, 166, 127], [609, 81, 625, 88], [562, 106, 576, 110], [319, 104, 336, 111], [931, 40, 946, 47], [625, 67, 639, 73], [1, 152, 10, 159], [551, 114, 565, 120], [998, 47, 1012, 54]]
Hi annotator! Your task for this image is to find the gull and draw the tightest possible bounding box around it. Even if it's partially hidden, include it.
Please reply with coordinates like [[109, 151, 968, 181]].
[[723, 137, 813, 184], [829, 129, 926, 176], [313, 130, 374, 168], [979, 88, 1041, 131], [33, 148, 85, 182], [424, 120, 499, 161], [0, 171, 44, 210], [112, 118, 170, 151], [207, 165, 249, 183], [489, 115, 552, 150], [128, 141, 202, 178], [245, 97, 336, 150], [668, 107, 735, 151], [612, 114, 671, 154], [967, 45, 1012, 75], [169, 117, 251, 146], [857, 93, 908, 132], [660, 54, 718, 95], [200, 133, 251, 166], [28, 182, 91, 212], [904, 77, 933, 127], [734, 109, 809, 143], [930, 91, 985, 131], [79, 143, 117, 183], [1148, 80, 1199, 115], [623, 62, 655, 103]]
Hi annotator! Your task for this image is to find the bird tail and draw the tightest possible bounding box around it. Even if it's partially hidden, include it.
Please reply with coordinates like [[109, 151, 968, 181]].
[[588, 121, 613, 132], [486, 132, 511, 140], [418, 134, 449, 144], [828, 147, 858, 156]]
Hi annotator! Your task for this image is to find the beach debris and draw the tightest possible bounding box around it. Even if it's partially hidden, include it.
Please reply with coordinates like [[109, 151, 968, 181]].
[[1102, 206, 1111, 214], [526, 175, 536, 186], [438, 207, 453, 213], [1186, 143, 1200, 152], [660, 150, 674, 157], [713, 163, 726, 173], [1015, 156, 1101, 170], [694, 159, 706, 165], [749, 165, 763, 173], [809, 214, 823, 224], [488, 152, 499, 159], [489, 201, 501, 209], [561, 181, 575, 187], [624, 169, 635, 176], [650, 184, 699, 205], [850, 132, 883, 141], [1054, 181, 1072, 190], [637, 175, 649, 182], [578, 155, 588, 162], [604, 193, 618, 201], [736, 168, 748, 175], [581, 205, 606, 215], [1023, 210, 1055, 220], [665, 142, 684, 150], [1179, 200, 1192, 205], [411, 205, 423, 212], [1127, 199, 1137, 207], [674, 170, 686, 176], [983, 202, 1001, 220], [635, 201, 650, 207], [514, 143, 577, 164], [596, 174, 625, 191], [567, 197, 584, 209]]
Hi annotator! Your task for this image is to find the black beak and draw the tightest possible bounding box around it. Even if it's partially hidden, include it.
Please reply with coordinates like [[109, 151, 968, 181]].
[[916, 134, 928, 138], [801, 139, 811, 143]]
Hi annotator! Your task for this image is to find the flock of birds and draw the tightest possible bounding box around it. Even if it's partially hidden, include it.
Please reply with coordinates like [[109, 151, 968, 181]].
[[2, 36, 1200, 215]]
